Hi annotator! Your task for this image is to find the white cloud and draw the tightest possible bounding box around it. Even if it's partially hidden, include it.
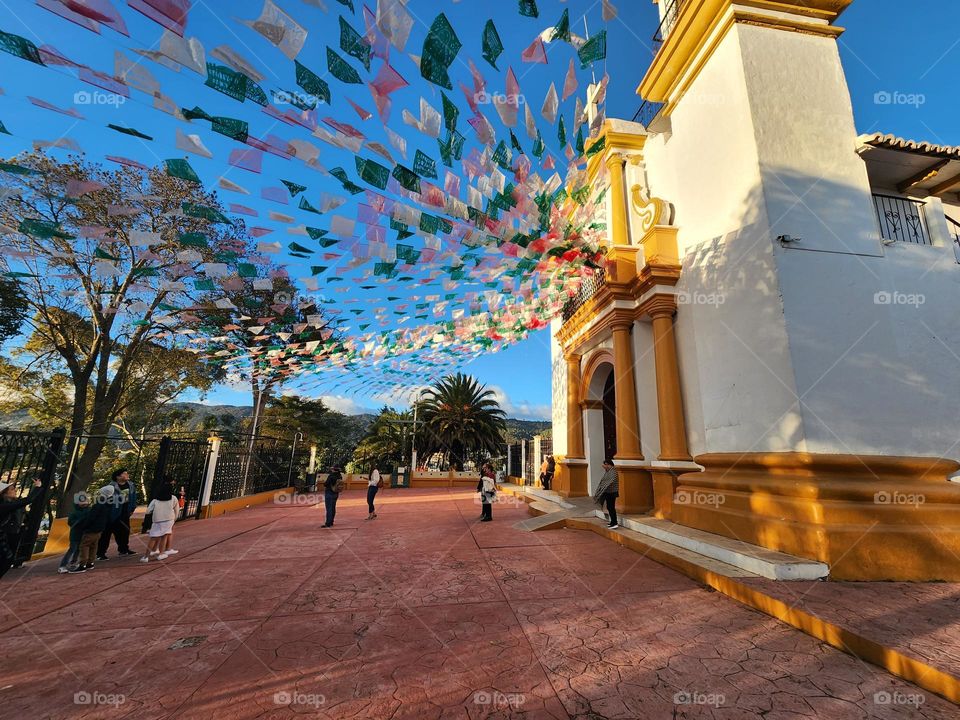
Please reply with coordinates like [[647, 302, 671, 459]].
[[320, 395, 377, 415], [487, 385, 551, 421]]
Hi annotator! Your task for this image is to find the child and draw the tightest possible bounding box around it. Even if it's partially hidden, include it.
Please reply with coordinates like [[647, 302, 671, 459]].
[[58, 492, 91, 574], [77, 485, 114, 571], [141, 483, 179, 562]]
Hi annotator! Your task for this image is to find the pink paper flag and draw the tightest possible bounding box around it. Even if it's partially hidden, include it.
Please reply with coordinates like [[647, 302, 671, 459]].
[[562, 58, 578, 101], [521, 36, 547, 64]]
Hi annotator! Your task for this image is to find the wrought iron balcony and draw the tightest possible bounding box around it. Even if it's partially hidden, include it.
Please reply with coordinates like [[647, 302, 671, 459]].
[[872, 193, 931, 245], [633, 100, 664, 127], [561, 268, 607, 323], [653, 0, 689, 46]]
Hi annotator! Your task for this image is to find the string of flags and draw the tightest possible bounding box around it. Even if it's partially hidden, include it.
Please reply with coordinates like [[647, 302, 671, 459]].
[[0, 0, 618, 397]]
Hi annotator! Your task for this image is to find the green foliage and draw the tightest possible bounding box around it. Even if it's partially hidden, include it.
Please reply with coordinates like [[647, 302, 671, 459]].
[[416, 373, 506, 470], [0, 276, 28, 343], [351, 406, 412, 472]]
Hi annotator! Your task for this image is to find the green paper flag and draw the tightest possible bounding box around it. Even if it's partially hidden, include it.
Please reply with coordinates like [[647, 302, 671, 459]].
[[557, 115, 566, 146], [179, 232, 209, 247], [518, 0, 538, 18], [578, 30, 607, 68], [108, 125, 152, 140], [392, 165, 421, 193], [0, 120, 9, 135], [305, 227, 328, 240], [212, 117, 248, 142], [327, 46, 362, 84], [182, 106, 212, 121], [164, 158, 201, 184], [552, 9, 570, 42], [441, 92, 459, 132], [575, 126, 585, 155], [420, 13, 461, 90], [0, 30, 44, 64], [413, 149, 438, 179], [339, 16, 371, 71], [183, 202, 231, 224], [295, 60, 331, 104], [205, 63, 267, 105], [585, 135, 606, 157], [481, 20, 503, 70], [19, 219, 72, 239], [281, 179, 307, 196], [532, 130, 544, 159], [356, 157, 390, 190], [299, 196, 321, 213]]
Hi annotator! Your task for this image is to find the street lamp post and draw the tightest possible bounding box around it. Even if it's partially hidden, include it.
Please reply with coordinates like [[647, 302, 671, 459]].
[[409, 387, 429, 473]]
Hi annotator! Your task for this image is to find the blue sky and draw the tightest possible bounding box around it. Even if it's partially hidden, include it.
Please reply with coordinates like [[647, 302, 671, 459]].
[[0, 1, 957, 419]]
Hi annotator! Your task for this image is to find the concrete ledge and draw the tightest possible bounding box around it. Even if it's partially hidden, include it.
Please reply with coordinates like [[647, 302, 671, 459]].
[[596, 512, 829, 580], [200, 488, 295, 519]]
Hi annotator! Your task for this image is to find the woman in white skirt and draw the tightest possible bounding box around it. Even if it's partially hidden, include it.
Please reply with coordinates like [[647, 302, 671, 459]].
[[141, 483, 180, 562]]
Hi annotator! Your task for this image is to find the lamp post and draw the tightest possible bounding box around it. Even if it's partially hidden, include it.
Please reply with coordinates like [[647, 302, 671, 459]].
[[409, 387, 430, 473]]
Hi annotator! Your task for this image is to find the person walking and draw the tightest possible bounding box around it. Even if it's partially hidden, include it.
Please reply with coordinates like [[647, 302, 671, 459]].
[[477, 463, 497, 522], [593, 459, 620, 529], [77, 485, 114, 571], [141, 483, 180, 563], [321, 466, 344, 528], [58, 491, 92, 574], [96, 469, 138, 560], [538, 457, 549, 489], [366, 465, 383, 520], [0, 478, 44, 578]]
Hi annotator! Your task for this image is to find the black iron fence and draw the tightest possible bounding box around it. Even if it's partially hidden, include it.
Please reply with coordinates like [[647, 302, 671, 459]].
[[561, 268, 606, 323], [0, 428, 66, 564], [653, 0, 689, 45], [632, 100, 664, 128], [873, 193, 930, 245], [210, 436, 307, 502], [149, 437, 213, 521]]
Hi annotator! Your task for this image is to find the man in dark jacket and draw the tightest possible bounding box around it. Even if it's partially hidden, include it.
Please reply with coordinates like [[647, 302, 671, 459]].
[[97, 469, 138, 560], [321, 467, 343, 528], [78, 485, 113, 570], [0, 478, 43, 578]]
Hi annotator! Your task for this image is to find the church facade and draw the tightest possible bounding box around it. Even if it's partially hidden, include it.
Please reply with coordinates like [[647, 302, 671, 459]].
[[550, 0, 960, 581]]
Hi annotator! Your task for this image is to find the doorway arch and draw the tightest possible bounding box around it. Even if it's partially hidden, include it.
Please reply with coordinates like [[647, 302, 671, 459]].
[[581, 350, 616, 493]]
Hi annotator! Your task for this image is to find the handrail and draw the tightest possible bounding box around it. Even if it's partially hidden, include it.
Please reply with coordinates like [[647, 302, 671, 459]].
[[653, 0, 689, 45]]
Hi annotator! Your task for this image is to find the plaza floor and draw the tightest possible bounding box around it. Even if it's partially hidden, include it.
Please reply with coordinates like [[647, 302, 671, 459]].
[[0, 488, 955, 719]]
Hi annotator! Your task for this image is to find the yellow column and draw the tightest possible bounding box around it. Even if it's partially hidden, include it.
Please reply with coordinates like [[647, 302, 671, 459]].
[[648, 298, 691, 461], [606, 153, 629, 247], [611, 321, 643, 460], [566, 354, 584, 458]]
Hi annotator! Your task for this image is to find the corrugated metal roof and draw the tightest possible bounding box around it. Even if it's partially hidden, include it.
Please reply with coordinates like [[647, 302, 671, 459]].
[[859, 133, 960, 159]]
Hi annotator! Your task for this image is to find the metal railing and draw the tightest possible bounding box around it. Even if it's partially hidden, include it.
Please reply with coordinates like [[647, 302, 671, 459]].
[[653, 0, 688, 45], [948, 215, 960, 247], [873, 194, 931, 245], [633, 100, 665, 127], [561, 268, 607, 323]]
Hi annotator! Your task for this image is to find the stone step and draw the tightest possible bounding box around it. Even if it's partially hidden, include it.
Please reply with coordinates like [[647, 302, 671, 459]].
[[595, 511, 829, 581]]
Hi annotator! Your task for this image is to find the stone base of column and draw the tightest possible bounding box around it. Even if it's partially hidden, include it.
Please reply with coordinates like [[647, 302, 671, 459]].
[[555, 457, 588, 498], [673, 452, 960, 581], [651, 469, 680, 519], [614, 462, 654, 514]]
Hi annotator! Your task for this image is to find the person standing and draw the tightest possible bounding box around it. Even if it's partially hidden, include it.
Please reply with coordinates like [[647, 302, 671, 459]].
[[77, 485, 114, 571], [0, 478, 44, 578], [321, 466, 343, 528], [538, 457, 549, 489], [477, 463, 497, 522], [544, 455, 555, 491], [58, 491, 92, 574], [366, 465, 383, 520], [593, 459, 620, 529], [97, 469, 138, 560], [141, 483, 180, 563]]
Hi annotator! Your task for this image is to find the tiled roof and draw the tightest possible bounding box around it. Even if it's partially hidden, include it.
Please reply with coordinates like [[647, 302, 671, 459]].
[[859, 133, 960, 159]]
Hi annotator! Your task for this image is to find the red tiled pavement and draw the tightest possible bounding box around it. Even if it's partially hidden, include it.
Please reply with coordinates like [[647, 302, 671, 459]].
[[0, 488, 955, 719]]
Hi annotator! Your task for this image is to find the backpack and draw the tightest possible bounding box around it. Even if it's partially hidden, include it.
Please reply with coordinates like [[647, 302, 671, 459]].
[[333, 475, 346, 493]]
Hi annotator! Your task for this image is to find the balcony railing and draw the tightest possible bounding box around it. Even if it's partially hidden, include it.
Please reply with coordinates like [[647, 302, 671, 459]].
[[633, 100, 664, 127], [872, 193, 931, 245], [653, 0, 689, 46], [561, 268, 606, 323], [948, 216, 960, 260]]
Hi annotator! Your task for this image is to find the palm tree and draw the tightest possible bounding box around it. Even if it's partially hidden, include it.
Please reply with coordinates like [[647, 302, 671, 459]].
[[416, 373, 506, 470]]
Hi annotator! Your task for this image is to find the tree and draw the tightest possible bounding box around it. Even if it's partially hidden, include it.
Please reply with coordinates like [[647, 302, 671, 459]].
[[0, 151, 256, 511], [416, 373, 506, 469], [352, 406, 411, 471], [258, 395, 367, 469], [0, 276, 27, 343]]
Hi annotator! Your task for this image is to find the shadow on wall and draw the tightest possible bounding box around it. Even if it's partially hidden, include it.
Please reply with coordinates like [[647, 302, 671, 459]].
[[673, 167, 960, 460]]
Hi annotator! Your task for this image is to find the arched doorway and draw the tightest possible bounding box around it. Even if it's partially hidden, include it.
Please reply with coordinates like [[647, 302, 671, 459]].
[[581, 350, 616, 493]]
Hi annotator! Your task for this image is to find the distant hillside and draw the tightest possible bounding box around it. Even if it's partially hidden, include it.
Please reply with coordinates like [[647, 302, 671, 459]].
[[1, 402, 549, 438]]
